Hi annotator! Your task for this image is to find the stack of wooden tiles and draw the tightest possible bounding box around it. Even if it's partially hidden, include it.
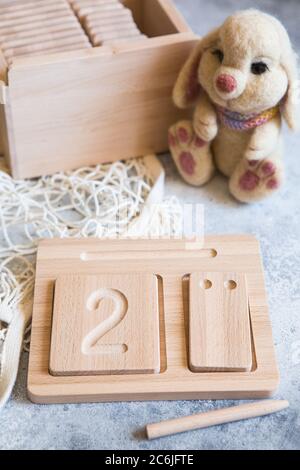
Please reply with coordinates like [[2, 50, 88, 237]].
[[0, 0, 91, 68], [0, 0, 197, 179], [69, 0, 147, 46]]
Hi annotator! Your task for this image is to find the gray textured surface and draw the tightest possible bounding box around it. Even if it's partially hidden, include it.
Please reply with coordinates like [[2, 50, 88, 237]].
[[1, 0, 300, 450]]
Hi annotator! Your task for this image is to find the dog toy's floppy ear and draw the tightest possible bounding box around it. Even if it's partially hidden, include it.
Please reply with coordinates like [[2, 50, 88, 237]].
[[173, 28, 219, 109]]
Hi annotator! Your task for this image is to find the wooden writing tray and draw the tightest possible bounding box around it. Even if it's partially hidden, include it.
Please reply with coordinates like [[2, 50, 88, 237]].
[[0, 0, 196, 178], [28, 235, 279, 404]]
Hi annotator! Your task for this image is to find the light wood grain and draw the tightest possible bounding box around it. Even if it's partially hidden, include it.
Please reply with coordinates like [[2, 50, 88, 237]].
[[76, 2, 123, 20], [79, 0, 144, 47], [88, 18, 136, 35], [0, 0, 62, 14], [0, 15, 79, 37], [6, 33, 195, 178], [189, 272, 252, 372], [4, 35, 90, 59], [6, 42, 91, 66], [27, 235, 279, 404], [0, 6, 72, 31], [50, 273, 160, 375], [146, 400, 289, 439], [70, 0, 120, 10], [0, 0, 90, 158], [0, 0, 194, 177], [91, 30, 142, 47], [0, 19, 80, 43], [0, 1, 71, 23], [2, 25, 86, 49], [86, 16, 134, 32], [142, 0, 192, 37]]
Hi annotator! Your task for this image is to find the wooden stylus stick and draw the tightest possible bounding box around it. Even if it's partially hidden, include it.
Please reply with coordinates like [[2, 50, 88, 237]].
[[146, 400, 289, 440]]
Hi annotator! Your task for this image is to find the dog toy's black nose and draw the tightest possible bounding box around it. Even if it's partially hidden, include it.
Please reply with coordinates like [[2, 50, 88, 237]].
[[216, 74, 237, 93]]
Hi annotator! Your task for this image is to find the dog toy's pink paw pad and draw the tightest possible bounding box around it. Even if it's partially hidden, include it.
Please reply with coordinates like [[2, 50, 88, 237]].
[[168, 121, 214, 186], [178, 127, 189, 143], [231, 158, 282, 202], [179, 151, 195, 175], [239, 170, 259, 191], [266, 178, 279, 190], [168, 123, 208, 152], [261, 161, 276, 176]]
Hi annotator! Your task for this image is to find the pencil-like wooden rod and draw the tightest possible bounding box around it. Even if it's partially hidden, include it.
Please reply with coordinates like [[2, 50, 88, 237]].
[[146, 400, 289, 440]]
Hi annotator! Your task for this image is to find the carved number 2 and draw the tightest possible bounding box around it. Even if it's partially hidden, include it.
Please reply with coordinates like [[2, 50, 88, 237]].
[[81, 288, 128, 355]]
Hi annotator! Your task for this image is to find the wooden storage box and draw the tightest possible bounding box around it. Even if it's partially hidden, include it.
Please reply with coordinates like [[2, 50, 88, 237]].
[[0, 0, 197, 179]]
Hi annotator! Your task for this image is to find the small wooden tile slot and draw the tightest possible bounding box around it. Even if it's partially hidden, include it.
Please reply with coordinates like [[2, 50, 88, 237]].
[[189, 272, 252, 372], [49, 273, 161, 376]]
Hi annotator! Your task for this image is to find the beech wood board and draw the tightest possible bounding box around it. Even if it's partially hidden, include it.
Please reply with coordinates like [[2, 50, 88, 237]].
[[50, 273, 161, 376], [189, 272, 252, 372], [28, 235, 279, 404]]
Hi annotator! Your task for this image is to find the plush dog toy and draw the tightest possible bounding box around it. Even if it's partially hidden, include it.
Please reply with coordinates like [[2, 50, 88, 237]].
[[169, 10, 298, 202]]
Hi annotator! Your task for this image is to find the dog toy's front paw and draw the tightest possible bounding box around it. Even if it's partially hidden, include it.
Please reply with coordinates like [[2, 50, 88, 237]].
[[193, 118, 218, 142], [229, 158, 283, 202], [168, 120, 215, 186]]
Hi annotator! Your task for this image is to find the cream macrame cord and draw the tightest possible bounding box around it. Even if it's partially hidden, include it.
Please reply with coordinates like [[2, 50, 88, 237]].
[[0, 155, 182, 410]]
